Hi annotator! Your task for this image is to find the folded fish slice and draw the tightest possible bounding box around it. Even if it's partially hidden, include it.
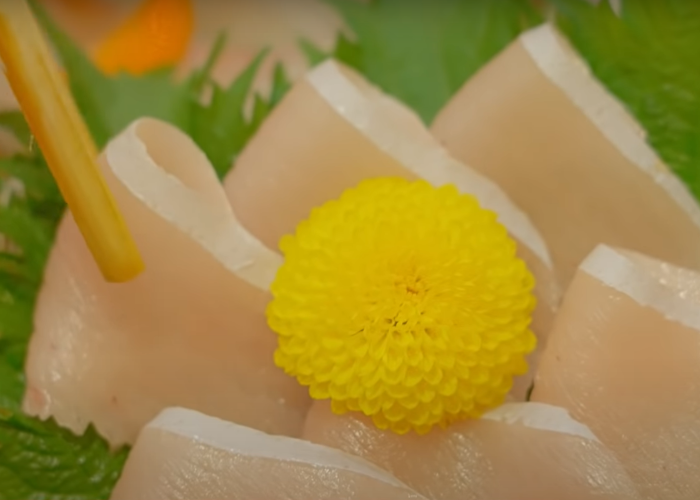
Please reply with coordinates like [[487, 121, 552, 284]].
[[23, 118, 310, 447], [225, 59, 559, 399], [431, 23, 700, 287], [303, 400, 639, 500], [532, 245, 700, 500], [110, 407, 428, 500]]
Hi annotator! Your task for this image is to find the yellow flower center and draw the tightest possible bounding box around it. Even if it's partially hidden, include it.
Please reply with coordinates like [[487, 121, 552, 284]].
[[267, 177, 537, 434]]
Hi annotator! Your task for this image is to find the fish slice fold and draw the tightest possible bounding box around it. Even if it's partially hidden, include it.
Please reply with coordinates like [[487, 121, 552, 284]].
[[532, 244, 700, 500], [431, 23, 700, 287], [110, 407, 428, 500], [23, 117, 310, 446], [303, 400, 640, 500]]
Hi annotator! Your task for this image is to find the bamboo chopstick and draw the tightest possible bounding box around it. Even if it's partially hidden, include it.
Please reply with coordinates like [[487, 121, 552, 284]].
[[0, 0, 144, 282]]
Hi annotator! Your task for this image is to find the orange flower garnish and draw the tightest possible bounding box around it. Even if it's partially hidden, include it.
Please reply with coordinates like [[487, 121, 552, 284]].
[[93, 0, 194, 75]]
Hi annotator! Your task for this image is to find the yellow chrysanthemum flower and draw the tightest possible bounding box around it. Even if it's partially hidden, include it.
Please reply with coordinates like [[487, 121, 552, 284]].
[[267, 177, 537, 434]]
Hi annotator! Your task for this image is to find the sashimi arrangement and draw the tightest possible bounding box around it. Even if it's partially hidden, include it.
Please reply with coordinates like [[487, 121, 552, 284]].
[[1, 1, 699, 499]]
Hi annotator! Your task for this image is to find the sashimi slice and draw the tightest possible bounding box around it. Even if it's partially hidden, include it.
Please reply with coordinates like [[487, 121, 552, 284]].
[[303, 400, 639, 500], [431, 23, 700, 287], [531, 244, 700, 500], [224, 59, 559, 399], [23, 117, 310, 447], [110, 407, 428, 500]]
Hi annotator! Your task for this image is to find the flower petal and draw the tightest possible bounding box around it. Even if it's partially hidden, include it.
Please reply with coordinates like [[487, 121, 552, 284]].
[[93, 0, 194, 75]]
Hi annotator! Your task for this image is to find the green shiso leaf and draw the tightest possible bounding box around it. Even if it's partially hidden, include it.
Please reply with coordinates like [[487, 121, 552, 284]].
[[551, 0, 700, 199], [326, 0, 542, 123]]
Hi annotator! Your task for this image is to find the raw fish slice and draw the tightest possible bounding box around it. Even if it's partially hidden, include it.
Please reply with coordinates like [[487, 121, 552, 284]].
[[225, 59, 559, 399], [532, 245, 700, 500], [431, 24, 700, 287], [110, 407, 428, 500], [303, 400, 639, 500], [23, 118, 310, 447]]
